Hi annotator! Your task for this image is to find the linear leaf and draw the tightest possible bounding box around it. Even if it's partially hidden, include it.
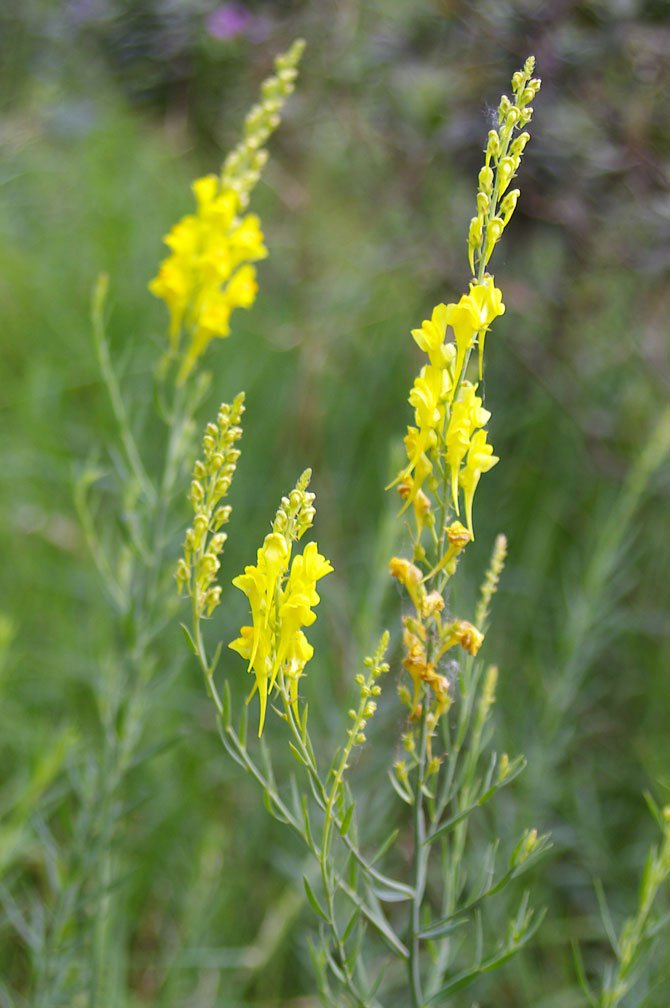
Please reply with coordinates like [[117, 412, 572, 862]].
[[288, 741, 309, 767], [304, 876, 329, 923], [388, 769, 413, 806], [180, 622, 197, 655], [340, 802, 355, 837], [419, 915, 468, 941]]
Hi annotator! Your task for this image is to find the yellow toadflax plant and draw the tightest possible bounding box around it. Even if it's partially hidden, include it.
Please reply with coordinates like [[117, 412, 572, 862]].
[[176, 55, 554, 1006]]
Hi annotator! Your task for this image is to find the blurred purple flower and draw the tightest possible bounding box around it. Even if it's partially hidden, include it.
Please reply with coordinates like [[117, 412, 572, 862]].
[[66, 0, 107, 24], [206, 4, 252, 40]]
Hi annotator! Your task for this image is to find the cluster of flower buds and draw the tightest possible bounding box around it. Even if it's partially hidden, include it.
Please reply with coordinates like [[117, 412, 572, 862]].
[[348, 632, 389, 748], [222, 38, 305, 210], [468, 56, 541, 274], [271, 468, 316, 543], [177, 393, 245, 617]]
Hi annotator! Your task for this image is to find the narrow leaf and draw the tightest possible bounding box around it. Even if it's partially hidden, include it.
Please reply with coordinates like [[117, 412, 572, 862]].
[[289, 741, 309, 767], [180, 622, 198, 655], [340, 802, 355, 837], [419, 915, 468, 941], [303, 876, 329, 923], [388, 769, 413, 806]]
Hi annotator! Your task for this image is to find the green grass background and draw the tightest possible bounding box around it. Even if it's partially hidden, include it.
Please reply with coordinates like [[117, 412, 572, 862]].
[[1, 0, 669, 1004]]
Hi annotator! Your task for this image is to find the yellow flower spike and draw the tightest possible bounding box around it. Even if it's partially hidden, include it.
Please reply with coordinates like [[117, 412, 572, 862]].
[[230, 521, 331, 736], [460, 428, 499, 540], [150, 41, 304, 382]]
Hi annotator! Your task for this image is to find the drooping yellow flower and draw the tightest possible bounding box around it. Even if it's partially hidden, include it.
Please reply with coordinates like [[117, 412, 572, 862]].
[[460, 429, 500, 539], [445, 277, 504, 384], [444, 382, 490, 511]]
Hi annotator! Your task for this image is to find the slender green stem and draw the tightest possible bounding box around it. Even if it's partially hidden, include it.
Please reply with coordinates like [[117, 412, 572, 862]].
[[409, 699, 430, 1008], [92, 278, 155, 505]]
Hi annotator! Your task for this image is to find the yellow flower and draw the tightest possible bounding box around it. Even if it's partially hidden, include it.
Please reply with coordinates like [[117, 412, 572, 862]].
[[411, 303, 455, 372], [460, 429, 499, 539], [444, 383, 490, 511], [445, 277, 504, 384]]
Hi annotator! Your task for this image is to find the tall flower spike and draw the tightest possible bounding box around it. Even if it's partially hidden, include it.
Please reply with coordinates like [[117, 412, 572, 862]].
[[178, 394, 245, 617], [229, 472, 332, 736], [149, 40, 305, 383]]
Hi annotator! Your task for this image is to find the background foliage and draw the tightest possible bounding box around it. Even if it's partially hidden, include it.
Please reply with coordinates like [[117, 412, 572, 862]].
[[1, 0, 669, 1005]]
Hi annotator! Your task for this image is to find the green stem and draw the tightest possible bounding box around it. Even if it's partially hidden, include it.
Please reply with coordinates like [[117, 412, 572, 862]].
[[92, 279, 155, 505], [409, 699, 430, 1008]]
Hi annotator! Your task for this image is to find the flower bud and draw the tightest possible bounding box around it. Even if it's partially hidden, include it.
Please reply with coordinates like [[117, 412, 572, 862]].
[[176, 558, 190, 593], [509, 131, 530, 156], [500, 188, 520, 223], [189, 480, 204, 509], [210, 532, 227, 554], [476, 191, 490, 216], [478, 165, 494, 194], [205, 585, 222, 616], [504, 107, 520, 129], [485, 130, 500, 160]]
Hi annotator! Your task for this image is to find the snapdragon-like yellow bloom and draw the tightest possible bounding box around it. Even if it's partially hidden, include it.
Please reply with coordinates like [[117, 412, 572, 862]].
[[411, 304, 455, 371], [445, 277, 505, 383], [230, 534, 332, 735], [445, 382, 491, 512], [460, 429, 499, 539], [149, 175, 267, 382]]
